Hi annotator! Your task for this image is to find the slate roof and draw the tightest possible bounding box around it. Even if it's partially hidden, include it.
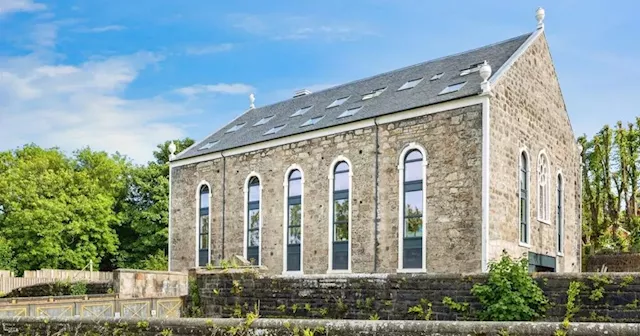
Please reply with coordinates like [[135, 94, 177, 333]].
[[176, 32, 532, 161]]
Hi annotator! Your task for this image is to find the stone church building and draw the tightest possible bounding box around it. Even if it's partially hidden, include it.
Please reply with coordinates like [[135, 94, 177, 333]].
[[168, 8, 581, 274]]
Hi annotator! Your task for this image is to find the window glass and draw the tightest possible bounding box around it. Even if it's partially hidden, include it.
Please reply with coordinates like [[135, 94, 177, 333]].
[[248, 230, 260, 247], [405, 190, 424, 215], [248, 209, 259, 229], [334, 199, 349, 223]]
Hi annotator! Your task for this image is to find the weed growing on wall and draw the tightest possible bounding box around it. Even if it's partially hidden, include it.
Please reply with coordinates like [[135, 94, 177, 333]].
[[471, 252, 548, 321]]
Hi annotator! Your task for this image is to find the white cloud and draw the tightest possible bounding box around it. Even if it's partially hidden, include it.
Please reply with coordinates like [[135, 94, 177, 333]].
[[174, 83, 254, 97], [0, 52, 192, 163], [0, 0, 45, 16], [186, 43, 233, 55], [29, 23, 57, 48], [80, 25, 127, 33]]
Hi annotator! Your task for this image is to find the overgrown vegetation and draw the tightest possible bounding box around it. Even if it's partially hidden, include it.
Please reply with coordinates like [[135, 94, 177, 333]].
[[471, 252, 548, 321], [185, 277, 203, 317], [407, 298, 433, 320]]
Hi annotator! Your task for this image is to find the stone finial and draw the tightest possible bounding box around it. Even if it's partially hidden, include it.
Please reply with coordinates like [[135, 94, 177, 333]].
[[168, 141, 177, 161], [480, 61, 492, 93], [249, 93, 256, 109], [536, 7, 545, 29]]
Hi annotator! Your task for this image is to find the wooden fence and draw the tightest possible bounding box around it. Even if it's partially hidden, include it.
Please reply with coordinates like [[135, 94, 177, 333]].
[[0, 269, 113, 294]]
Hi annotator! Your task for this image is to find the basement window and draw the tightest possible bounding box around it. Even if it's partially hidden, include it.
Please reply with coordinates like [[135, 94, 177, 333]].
[[253, 115, 274, 126], [327, 96, 350, 109], [337, 106, 362, 118], [362, 87, 386, 100], [291, 106, 313, 117], [397, 78, 423, 91], [438, 82, 466, 95], [199, 140, 219, 150], [264, 124, 286, 135], [226, 123, 246, 133], [301, 116, 324, 127], [430, 73, 444, 81]]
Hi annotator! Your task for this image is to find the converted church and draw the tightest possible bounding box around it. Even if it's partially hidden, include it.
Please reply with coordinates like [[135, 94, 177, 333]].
[[168, 8, 581, 274]]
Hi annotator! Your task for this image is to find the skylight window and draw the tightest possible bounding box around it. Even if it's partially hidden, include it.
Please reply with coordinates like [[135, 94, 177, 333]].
[[438, 82, 467, 95], [291, 106, 313, 117], [199, 141, 219, 150], [430, 73, 444, 81], [264, 124, 286, 135], [300, 116, 323, 127], [460, 62, 484, 76], [362, 87, 386, 100], [327, 96, 350, 109], [253, 115, 274, 126], [397, 78, 423, 91], [226, 123, 246, 133], [338, 106, 362, 118]]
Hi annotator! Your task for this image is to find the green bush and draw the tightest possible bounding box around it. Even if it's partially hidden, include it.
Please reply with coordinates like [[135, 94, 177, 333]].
[[471, 252, 548, 321], [69, 281, 88, 296]]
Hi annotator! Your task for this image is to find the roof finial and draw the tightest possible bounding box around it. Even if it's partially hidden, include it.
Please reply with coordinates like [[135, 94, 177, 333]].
[[168, 141, 177, 161], [480, 60, 492, 94], [536, 7, 545, 30], [249, 93, 255, 109]]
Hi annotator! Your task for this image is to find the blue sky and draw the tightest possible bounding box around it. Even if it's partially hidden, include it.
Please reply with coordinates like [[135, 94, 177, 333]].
[[1, 0, 638, 162]]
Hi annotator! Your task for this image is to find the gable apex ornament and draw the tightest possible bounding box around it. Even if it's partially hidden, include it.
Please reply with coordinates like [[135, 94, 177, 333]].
[[249, 93, 256, 109], [536, 7, 545, 30], [168, 141, 177, 161], [479, 61, 492, 94]]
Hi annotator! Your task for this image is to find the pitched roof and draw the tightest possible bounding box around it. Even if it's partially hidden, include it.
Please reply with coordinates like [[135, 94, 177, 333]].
[[177, 32, 532, 160]]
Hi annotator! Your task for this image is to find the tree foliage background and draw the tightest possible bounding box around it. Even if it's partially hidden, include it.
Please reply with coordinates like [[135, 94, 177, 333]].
[[0, 139, 193, 273]]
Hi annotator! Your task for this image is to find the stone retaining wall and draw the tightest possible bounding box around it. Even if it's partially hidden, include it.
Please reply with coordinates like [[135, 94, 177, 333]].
[[587, 253, 640, 272]]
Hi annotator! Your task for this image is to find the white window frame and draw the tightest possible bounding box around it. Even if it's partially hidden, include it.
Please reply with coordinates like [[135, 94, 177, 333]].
[[282, 164, 304, 275], [556, 170, 564, 256], [537, 150, 551, 224], [519, 148, 531, 248], [243, 172, 263, 266], [195, 180, 212, 268], [397, 143, 428, 273], [327, 156, 353, 273]]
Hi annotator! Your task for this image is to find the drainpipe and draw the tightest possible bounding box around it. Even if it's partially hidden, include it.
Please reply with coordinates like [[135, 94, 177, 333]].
[[373, 118, 380, 273], [221, 152, 227, 260]]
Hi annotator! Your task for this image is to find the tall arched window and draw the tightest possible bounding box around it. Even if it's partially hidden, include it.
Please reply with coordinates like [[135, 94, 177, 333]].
[[198, 184, 210, 267], [519, 152, 529, 244], [246, 176, 261, 265], [285, 169, 303, 272], [537, 152, 550, 222], [330, 160, 350, 271], [557, 173, 564, 254], [399, 147, 426, 270]]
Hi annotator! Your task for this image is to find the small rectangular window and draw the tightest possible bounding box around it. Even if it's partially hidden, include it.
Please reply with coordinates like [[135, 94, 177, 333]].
[[327, 96, 350, 109], [337, 106, 362, 118], [438, 82, 466, 95], [291, 106, 313, 117], [253, 115, 274, 126], [362, 87, 386, 100], [300, 116, 323, 127], [264, 124, 286, 135], [430, 73, 444, 81], [199, 141, 219, 150], [397, 78, 423, 91], [226, 123, 246, 133]]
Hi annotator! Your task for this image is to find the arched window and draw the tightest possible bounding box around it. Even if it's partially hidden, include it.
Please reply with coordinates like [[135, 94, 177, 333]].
[[285, 169, 303, 272], [557, 173, 564, 254], [198, 184, 210, 267], [246, 176, 261, 265], [537, 152, 550, 222], [399, 147, 426, 270], [330, 160, 350, 271], [519, 152, 529, 244]]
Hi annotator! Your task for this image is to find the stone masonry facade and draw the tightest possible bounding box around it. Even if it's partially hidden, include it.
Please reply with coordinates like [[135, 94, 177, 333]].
[[488, 33, 581, 272], [170, 104, 483, 274]]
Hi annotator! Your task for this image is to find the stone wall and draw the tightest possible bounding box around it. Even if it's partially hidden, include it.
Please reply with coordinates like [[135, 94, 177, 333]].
[[488, 32, 581, 272], [2, 316, 640, 336], [586, 253, 640, 272], [113, 269, 188, 298], [195, 272, 640, 323], [170, 104, 483, 274]]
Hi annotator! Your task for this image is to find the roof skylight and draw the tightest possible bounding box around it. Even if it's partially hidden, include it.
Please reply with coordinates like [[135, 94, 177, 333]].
[[337, 106, 362, 118], [438, 82, 467, 95], [430, 73, 444, 81], [300, 116, 323, 127], [253, 115, 274, 126], [226, 123, 246, 133], [460, 62, 484, 76], [291, 106, 313, 117], [397, 78, 423, 91], [199, 140, 219, 150], [362, 87, 386, 100], [327, 96, 350, 108], [264, 124, 286, 135]]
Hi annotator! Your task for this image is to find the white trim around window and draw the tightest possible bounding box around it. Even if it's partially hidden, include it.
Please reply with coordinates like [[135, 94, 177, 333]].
[[556, 170, 564, 256], [327, 156, 353, 273], [518, 148, 531, 248], [195, 180, 212, 268], [537, 150, 551, 224], [243, 172, 263, 266], [283, 164, 304, 275], [397, 143, 428, 272]]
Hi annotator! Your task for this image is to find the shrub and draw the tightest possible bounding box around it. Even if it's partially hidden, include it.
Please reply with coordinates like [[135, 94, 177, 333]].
[[471, 252, 548, 321], [69, 281, 88, 296]]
